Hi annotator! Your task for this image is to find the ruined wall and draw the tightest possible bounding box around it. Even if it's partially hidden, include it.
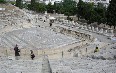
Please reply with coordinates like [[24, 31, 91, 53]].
[[53, 26, 94, 41], [0, 40, 89, 60]]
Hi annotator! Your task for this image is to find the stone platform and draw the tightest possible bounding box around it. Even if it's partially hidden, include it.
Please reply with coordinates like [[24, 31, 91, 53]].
[[0, 27, 79, 50]]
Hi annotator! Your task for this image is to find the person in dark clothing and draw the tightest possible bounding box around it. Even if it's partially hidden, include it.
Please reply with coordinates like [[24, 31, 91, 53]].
[[30, 50, 35, 60], [44, 20, 46, 23], [14, 44, 20, 60], [62, 51, 63, 58], [49, 22, 52, 27]]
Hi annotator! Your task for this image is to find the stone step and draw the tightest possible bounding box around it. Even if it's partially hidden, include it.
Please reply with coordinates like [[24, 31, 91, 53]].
[[42, 56, 52, 73], [5, 35, 19, 47], [2, 37, 14, 48], [8, 34, 27, 48], [11, 33, 38, 49], [1, 39, 10, 48], [0, 56, 42, 73]]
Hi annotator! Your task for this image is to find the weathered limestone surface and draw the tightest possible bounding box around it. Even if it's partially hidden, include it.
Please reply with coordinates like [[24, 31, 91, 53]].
[[0, 27, 79, 49], [0, 4, 116, 73], [41, 56, 52, 73]]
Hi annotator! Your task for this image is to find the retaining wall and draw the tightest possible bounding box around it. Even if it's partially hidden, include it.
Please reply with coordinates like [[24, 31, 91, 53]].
[[0, 40, 89, 60]]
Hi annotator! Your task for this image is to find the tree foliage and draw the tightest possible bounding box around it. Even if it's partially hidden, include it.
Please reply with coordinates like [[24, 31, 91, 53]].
[[28, 2, 46, 13], [46, 3, 54, 13], [107, 0, 116, 26], [62, 0, 77, 16], [35, 3, 46, 13], [25, 0, 115, 26], [94, 3, 107, 24], [30, 0, 36, 10], [0, 0, 6, 3], [16, 0, 22, 8], [28, 0, 77, 16], [77, 0, 85, 19], [77, 0, 107, 24]]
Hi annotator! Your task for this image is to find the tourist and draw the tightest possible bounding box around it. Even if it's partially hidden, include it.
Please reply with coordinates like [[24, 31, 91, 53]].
[[86, 48, 87, 52], [94, 46, 99, 53], [30, 50, 35, 60], [43, 20, 46, 23], [14, 44, 20, 60], [62, 51, 63, 58], [50, 22, 52, 27]]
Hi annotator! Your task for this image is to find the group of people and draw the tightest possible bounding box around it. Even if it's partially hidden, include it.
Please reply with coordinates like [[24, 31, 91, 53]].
[[14, 44, 35, 60], [14, 44, 99, 60]]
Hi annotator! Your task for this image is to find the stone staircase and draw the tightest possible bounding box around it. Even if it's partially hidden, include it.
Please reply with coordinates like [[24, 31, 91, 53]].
[[41, 56, 52, 73], [0, 56, 42, 73], [0, 50, 116, 73], [0, 27, 79, 50], [50, 57, 116, 73]]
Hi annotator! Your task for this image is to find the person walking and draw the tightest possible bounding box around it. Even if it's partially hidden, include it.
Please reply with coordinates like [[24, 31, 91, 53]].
[[30, 50, 35, 60], [14, 44, 20, 60]]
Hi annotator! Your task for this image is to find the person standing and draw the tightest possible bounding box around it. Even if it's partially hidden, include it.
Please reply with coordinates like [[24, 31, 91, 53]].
[[14, 44, 20, 60], [30, 50, 35, 60], [94, 46, 99, 53], [49, 22, 52, 27], [86, 48, 87, 53], [62, 51, 63, 58]]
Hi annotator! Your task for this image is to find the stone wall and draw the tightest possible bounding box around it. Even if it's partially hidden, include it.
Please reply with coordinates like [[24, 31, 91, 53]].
[[53, 26, 94, 41], [0, 40, 89, 60], [56, 19, 115, 37]]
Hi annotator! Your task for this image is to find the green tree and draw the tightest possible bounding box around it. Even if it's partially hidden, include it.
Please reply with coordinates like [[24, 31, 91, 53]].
[[35, 3, 46, 13], [0, 0, 6, 3], [84, 3, 95, 23], [22, 2, 28, 9], [54, 2, 63, 14], [27, 4, 31, 10], [53, 0, 77, 15], [30, 0, 36, 10], [62, 0, 77, 16], [16, 0, 22, 8], [46, 3, 54, 13], [107, 0, 116, 26], [77, 0, 85, 20], [94, 3, 107, 24], [27, 0, 46, 13], [77, 1, 107, 24]]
